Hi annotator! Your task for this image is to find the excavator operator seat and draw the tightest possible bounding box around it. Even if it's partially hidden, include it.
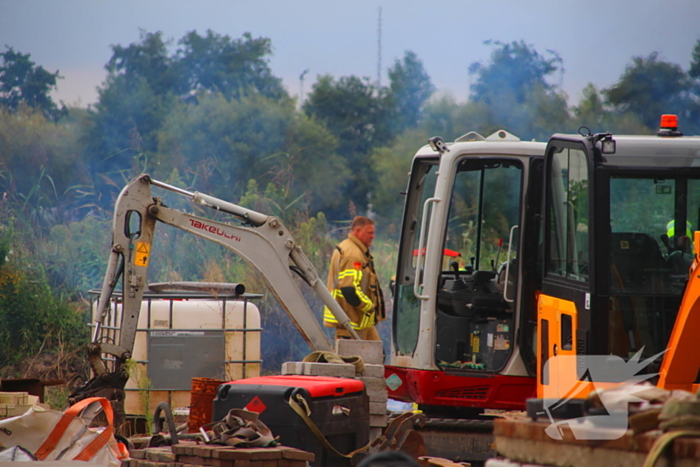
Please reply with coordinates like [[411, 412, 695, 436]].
[[610, 232, 667, 293]]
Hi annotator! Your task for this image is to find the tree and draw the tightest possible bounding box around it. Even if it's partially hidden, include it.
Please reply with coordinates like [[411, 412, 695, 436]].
[[572, 83, 648, 134], [603, 52, 692, 130], [103, 28, 287, 104], [370, 129, 430, 232], [688, 39, 700, 81], [175, 30, 286, 101], [387, 51, 435, 134], [0, 105, 87, 220], [303, 75, 392, 216], [573, 84, 607, 126], [467, 41, 571, 140], [0, 47, 66, 121], [469, 40, 562, 105], [419, 94, 483, 140], [106, 30, 176, 96], [157, 92, 349, 215], [85, 29, 176, 197], [86, 73, 172, 185], [85, 29, 292, 207], [687, 40, 700, 134]]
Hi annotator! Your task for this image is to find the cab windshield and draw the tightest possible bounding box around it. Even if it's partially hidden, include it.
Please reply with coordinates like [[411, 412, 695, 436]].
[[608, 176, 700, 358]]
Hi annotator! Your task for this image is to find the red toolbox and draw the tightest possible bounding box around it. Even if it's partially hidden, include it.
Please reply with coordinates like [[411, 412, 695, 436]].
[[213, 375, 369, 467]]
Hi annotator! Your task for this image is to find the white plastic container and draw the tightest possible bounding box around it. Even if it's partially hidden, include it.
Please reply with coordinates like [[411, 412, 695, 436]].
[[91, 285, 261, 416]]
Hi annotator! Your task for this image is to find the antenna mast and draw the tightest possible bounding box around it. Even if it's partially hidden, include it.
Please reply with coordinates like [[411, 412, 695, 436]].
[[299, 68, 310, 108], [377, 6, 382, 88]]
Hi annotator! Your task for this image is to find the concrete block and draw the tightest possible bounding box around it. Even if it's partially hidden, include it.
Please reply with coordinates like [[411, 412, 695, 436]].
[[131, 450, 147, 460], [360, 363, 384, 378], [303, 362, 356, 378], [358, 376, 386, 393], [369, 413, 388, 427], [369, 401, 387, 415], [281, 361, 304, 375], [158, 452, 177, 463], [369, 426, 383, 441], [367, 389, 388, 402], [147, 450, 175, 462], [178, 455, 201, 465], [172, 444, 190, 456], [335, 339, 384, 365]]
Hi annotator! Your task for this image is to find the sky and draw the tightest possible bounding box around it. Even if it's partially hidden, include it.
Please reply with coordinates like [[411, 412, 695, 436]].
[[1, 0, 699, 108]]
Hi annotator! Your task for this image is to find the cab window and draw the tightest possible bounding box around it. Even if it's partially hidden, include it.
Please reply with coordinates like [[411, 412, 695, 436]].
[[547, 147, 589, 281]]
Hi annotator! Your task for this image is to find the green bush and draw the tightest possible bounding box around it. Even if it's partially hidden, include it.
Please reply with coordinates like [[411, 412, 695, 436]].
[[0, 212, 89, 378], [0, 250, 88, 373]]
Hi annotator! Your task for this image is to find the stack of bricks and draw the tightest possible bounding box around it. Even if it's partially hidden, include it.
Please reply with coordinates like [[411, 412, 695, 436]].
[[0, 391, 48, 419], [335, 339, 387, 434], [280, 339, 388, 436], [122, 441, 314, 467]]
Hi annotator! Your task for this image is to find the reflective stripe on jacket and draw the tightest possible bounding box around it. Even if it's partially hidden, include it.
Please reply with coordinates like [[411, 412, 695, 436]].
[[324, 233, 385, 330]]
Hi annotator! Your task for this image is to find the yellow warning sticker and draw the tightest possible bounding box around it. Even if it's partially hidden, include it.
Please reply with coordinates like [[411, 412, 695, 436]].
[[134, 241, 150, 267]]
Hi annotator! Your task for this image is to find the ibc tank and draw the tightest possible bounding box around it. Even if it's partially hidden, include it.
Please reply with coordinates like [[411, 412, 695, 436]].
[[90, 282, 261, 416]]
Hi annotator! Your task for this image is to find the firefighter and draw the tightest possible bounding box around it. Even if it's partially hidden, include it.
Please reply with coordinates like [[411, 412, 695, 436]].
[[666, 219, 694, 251], [324, 216, 386, 340], [666, 219, 693, 239]]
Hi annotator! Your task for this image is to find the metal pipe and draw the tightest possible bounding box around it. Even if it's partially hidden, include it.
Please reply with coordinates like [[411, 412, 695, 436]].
[[149, 178, 195, 198], [149, 177, 268, 226], [193, 192, 269, 226]]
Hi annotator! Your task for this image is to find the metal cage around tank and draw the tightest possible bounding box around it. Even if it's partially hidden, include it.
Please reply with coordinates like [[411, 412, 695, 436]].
[[87, 283, 263, 415]]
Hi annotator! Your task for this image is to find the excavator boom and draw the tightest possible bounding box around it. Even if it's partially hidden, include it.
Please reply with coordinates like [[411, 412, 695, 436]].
[[657, 231, 700, 391], [71, 174, 360, 410]]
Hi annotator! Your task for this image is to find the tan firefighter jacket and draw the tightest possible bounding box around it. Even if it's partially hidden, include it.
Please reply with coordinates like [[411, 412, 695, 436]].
[[323, 233, 386, 330]]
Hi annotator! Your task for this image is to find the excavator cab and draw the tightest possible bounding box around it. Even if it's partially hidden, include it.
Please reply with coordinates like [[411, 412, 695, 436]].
[[385, 130, 544, 414], [536, 116, 700, 401]]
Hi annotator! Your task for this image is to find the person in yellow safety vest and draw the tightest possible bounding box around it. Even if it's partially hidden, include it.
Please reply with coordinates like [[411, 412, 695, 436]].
[[324, 216, 386, 340], [667, 219, 694, 251], [666, 219, 693, 239]]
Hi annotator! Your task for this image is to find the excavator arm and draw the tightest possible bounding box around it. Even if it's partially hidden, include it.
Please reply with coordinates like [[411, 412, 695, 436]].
[[70, 174, 359, 411]]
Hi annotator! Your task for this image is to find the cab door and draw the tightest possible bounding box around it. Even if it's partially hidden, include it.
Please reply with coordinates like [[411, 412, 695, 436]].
[[538, 138, 595, 399], [392, 156, 439, 360]]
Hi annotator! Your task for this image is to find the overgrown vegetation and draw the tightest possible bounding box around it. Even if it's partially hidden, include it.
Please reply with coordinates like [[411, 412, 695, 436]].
[[0, 221, 89, 379], [2, 33, 700, 379]]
